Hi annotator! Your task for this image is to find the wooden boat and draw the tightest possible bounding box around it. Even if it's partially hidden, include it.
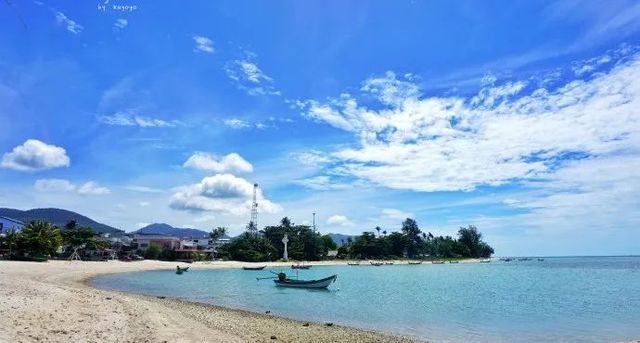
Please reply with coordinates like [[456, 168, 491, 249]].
[[243, 266, 266, 270], [347, 262, 360, 266], [274, 274, 337, 289], [449, 261, 459, 264], [384, 262, 394, 265], [291, 263, 312, 269], [407, 261, 422, 265], [370, 261, 383, 266], [176, 266, 189, 272], [431, 261, 445, 264]]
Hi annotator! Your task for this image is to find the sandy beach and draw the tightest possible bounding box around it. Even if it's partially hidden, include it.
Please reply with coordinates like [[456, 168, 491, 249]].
[[0, 260, 417, 343]]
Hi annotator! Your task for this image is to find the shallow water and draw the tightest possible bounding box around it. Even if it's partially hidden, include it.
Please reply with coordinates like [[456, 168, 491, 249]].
[[91, 256, 640, 342]]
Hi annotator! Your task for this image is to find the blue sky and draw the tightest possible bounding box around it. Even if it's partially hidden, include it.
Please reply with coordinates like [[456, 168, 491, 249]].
[[1, 0, 639, 256]]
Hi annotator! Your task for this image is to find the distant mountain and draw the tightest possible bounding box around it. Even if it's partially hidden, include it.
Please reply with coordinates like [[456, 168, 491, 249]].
[[135, 223, 212, 238], [328, 233, 354, 247], [0, 207, 124, 236]]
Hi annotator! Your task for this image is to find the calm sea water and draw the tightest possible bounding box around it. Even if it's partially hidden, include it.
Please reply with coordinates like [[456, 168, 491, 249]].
[[92, 257, 640, 342]]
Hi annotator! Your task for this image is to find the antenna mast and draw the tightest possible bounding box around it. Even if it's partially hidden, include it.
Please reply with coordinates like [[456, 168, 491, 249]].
[[249, 183, 259, 235]]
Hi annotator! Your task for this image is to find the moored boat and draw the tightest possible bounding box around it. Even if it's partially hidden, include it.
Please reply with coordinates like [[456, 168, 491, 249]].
[[408, 261, 422, 265], [274, 274, 337, 289], [243, 266, 266, 270], [291, 263, 312, 269], [431, 261, 445, 264], [370, 261, 383, 266], [347, 262, 360, 266]]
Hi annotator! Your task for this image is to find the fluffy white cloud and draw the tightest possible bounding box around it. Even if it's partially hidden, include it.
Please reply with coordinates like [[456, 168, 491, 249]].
[[300, 48, 640, 193], [183, 152, 253, 173], [99, 112, 181, 128], [223, 118, 251, 129], [193, 35, 215, 53], [224, 53, 280, 96], [170, 173, 280, 215], [326, 215, 353, 226], [380, 208, 414, 221], [55, 11, 83, 34], [1, 139, 70, 171], [34, 179, 110, 195], [114, 19, 128, 30], [77, 182, 111, 195]]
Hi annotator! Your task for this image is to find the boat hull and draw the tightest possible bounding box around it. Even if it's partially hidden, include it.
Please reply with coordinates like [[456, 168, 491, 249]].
[[291, 265, 312, 269], [274, 275, 337, 289], [243, 266, 266, 270]]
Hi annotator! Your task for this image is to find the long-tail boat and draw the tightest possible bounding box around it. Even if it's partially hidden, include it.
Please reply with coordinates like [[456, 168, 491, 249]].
[[243, 265, 266, 270], [274, 274, 337, 289]]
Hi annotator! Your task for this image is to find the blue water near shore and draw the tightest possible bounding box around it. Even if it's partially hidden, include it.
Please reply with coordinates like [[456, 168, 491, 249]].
[[92, 256, 640, 342]]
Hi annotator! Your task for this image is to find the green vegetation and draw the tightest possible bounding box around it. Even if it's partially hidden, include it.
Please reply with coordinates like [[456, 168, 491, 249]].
[[144, 243, 162, 259], [214, 217, 493, 262], [342, 221, 494, 259], [1, 220, 62, 260]]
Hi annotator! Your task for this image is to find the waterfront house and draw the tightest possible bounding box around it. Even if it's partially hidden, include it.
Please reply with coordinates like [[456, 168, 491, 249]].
[[132, 234, 180, 251]]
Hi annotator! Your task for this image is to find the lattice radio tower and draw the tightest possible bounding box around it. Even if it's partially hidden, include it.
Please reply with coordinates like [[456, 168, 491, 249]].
[[248, 183, 259, 235]]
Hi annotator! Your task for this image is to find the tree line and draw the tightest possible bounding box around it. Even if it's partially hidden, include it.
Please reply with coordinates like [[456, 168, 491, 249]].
[[0, 220, 107, 261], [215, 217, 493, 261]]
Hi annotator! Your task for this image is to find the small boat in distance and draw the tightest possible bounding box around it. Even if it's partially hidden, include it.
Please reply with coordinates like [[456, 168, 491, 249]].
[[449, 261, 459, 264], [347, 262, 360, 266], [274, 273, 337, 289], [385, 262, 394, 265], [370, 261, 384, 266], [431, 261, 445, 264], [243, 266, 266, 271], [480, 260, 491, 263], [408, 261, 422, 265], [291, 262, 312, 269], [537, 258, 545, 261], [176, 266, 189, 274]]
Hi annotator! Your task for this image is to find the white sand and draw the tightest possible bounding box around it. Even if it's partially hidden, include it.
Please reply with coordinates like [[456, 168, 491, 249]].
[[0, 260, 417, 342]]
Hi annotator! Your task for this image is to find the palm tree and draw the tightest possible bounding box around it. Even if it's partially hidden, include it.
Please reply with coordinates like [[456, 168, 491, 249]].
[[375, 226, 381, 237], [382, 230, 387, 236], [209, 227, 228, 260]]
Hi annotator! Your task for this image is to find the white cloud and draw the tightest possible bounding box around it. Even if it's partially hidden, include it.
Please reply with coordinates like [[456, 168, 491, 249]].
[[34, 179, 76, 192], [139, 201, 150, 207], [380, 208, 414, 221], [299, 49, 640, 193], [223, 118, 251, 129], [193, 35, 215, 53], [1, 139, 70, 171], [183, 152, 253, 173], [170, 173, 281, 215], [34, 179, 110, 196], [295, 176, 352, 191], [123, 185, 164, 193], [224, 54, 279, 96], [98, 112, 181, 128], [55, 11, 83, 34], [77, 181, 111, 195], [326, 215, 354, 226], [292, 151, 333, 166], [114, 19, 128, 30]]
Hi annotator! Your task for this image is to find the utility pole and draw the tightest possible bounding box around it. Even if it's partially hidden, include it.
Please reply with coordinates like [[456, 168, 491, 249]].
[[312, 212, 316, 233]]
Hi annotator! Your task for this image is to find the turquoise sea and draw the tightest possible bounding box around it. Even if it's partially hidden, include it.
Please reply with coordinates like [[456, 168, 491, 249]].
[[91, 257, 640, 342]]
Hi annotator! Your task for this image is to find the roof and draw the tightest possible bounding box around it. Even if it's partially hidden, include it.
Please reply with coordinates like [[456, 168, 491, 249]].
[[0, 216, 25, 226]]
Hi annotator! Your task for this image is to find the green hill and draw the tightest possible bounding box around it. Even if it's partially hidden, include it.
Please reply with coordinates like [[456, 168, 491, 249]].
[[0, 207, 123, 236]]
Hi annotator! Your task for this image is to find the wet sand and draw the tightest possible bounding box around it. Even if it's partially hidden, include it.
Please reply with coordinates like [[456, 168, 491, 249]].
[[0, 260, 417, 342]]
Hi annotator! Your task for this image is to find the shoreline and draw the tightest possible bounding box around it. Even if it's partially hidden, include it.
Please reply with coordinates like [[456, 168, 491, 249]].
[[1, 260, 420, 342]]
